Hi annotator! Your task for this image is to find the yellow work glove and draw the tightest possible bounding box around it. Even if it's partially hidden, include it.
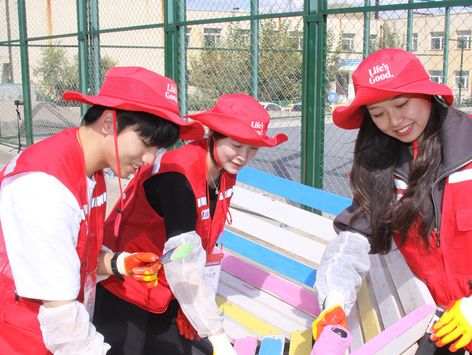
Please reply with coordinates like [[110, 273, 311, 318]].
[[432, 297, 472, 352], [115, 252, 161, 288], [312, 304, 348, 340]]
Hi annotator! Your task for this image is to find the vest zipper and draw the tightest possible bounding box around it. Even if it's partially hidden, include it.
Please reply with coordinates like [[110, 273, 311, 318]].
[[430, 157, 472, 245]]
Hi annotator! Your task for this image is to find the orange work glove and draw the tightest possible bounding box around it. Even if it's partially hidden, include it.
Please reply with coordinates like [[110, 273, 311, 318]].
[[114, 252, 161, 288], [176, 307, 199, 341], [432, 297, 472, 352], [312, 305, 348, 340]]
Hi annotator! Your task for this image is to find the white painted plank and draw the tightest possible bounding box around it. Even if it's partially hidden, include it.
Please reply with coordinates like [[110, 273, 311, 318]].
[[229, 208, 326, 266], [347, 303, 364, 351], [230, 186, 337, 243], [383, 248, 435, 313], [368, 254, 403, 328]]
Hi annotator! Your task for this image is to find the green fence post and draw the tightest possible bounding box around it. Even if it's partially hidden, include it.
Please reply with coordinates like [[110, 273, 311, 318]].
[[406, 0, 414, 51], [164, 0, 178, 81], [442, 6, 450, 85], [363, 0, 371, 57], [17, 0, 33, 146], [89, 0, 101, 94], [177, 1, 187, 114], [76, 0, 89, 115], [301, 0, 326, 188], [250, 0, 260, 99]]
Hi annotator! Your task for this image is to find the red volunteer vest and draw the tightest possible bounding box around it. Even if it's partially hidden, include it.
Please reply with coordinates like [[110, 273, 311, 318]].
[[395, 162, 472, 307], [0, 128, 107, 354], [101, 139, 236, 313]]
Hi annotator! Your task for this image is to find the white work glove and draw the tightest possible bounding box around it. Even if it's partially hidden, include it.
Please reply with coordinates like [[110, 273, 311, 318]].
[[38, 301, 110, 354], [314, 231, 371, 315], [208, 331, 237, 355]]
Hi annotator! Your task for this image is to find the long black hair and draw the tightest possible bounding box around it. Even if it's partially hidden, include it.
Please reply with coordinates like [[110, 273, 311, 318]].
[[350, 98, 445, 254], [82, 105, 179, 148]]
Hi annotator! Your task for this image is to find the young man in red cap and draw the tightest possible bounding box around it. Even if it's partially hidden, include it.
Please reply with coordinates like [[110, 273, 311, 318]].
[[93, 94, 288, 354], [313, 48, 472, 354], [0, 66, 203, 354]]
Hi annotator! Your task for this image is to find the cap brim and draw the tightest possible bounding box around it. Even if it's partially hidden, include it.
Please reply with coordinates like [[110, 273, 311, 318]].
[[187, 112, 288, 147], [63, 91, 204, 140], [333, 80, 453, 130]]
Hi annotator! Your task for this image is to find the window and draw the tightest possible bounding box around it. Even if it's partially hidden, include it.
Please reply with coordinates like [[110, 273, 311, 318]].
[[342, 33, 355, 52], [454, 70, 469, 90], [429, 70, 444, 84], [457, 30, 471, 50], [186, 28, 191, 47], [203, 28, 222, 47], [289, 31, 303, 50], [369, 34, 377, 52], [411, 33, 418, 51], [430, 32, 444, 50]]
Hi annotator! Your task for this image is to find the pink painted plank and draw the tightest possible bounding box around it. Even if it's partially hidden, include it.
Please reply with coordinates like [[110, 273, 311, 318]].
[[234, 336, 258, 355], [221, 252, 320, 316], [350, 304, 435, 355]]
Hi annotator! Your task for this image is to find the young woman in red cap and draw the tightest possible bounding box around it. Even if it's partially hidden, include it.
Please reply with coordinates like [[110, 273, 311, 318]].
[[313, 48, 472, 354], [93, 93, 288, 354], [0, 66, 203, 354]]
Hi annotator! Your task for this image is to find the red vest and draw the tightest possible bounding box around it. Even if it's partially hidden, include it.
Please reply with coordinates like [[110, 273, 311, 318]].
[[101, 139, 236, 313], [0, 128, 107, 354], [395, 162, 472, 307]]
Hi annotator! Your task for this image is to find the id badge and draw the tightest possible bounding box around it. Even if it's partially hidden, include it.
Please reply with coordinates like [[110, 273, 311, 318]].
[[205, 253, 224, 293]]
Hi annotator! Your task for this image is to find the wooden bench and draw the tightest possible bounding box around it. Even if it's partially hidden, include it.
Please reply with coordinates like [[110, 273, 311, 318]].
[[216, 167, 436, 354]]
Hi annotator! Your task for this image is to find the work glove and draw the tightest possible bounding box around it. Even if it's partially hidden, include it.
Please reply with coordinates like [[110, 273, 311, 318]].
[[208, 331, 237, 355], [432, 297, 472, 352], [176, 307, 199, 341], [312, 305, 348, 341], [116, 252, 161, 287]]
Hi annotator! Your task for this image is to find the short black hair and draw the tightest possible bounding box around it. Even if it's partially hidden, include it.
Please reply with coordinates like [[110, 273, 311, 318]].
[[82, 105, 179, 148], [208, 130, 226, 166]]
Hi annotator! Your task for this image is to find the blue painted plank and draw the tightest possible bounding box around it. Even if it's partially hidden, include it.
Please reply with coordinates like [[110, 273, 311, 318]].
[[258, 337, 284, 355], [219, 230, 316, 287], [237, 167, 351, 216]]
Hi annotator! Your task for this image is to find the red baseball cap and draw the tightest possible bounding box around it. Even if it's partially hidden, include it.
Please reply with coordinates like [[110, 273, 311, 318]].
[[63, 66, 204, 140], [186, 94, 288, 147], [333, 48, 454, 130]]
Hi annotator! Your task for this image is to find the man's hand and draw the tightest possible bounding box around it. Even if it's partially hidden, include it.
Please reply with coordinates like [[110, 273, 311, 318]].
[[176, 308, 199, 341], [312, 305, 348, 340], [432, 297, 472, 352], [117, 252, 161, 287]]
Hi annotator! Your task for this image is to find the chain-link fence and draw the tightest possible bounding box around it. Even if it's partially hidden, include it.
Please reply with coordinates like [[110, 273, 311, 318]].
[[0, 1, 470, 197]]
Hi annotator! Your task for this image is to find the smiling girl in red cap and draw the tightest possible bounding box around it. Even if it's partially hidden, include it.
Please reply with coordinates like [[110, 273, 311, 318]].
[[93, 93, 288, 355], [0, 66, 203, 354], [313, 48, 472, 354]]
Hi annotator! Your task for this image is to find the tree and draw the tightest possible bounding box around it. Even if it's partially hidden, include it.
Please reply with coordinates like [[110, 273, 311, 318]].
[[377, 23, 403, 50], [188, 19, 302, 107], [34, 44, 116, 104]]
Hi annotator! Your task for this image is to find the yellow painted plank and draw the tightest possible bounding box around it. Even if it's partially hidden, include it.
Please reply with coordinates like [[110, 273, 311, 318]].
[[357, 280, 381, 341], [288, 329, 312, 355], [216, 295, 284, 336]]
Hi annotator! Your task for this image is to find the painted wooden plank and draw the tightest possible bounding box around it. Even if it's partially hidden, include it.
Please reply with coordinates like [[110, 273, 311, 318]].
[[218, 271, 314, 336], [258, 337, 285, 355], [234, 337, 258, 355], [356, 280, 381, 342], [221, 252, 319, 316], [383, 248, 435, 313], [230, 186, 337, 243], [350, 305, 435, 355], [229, 208, 326, 266], [219, 230, 316, 287], [347, 304, 364, 351], [236, 167, 351, 215], [216, 295, 285, 336], [223, 315, 258, 341], [288, 330, 312, 355], [368, 254, 403, 328]]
